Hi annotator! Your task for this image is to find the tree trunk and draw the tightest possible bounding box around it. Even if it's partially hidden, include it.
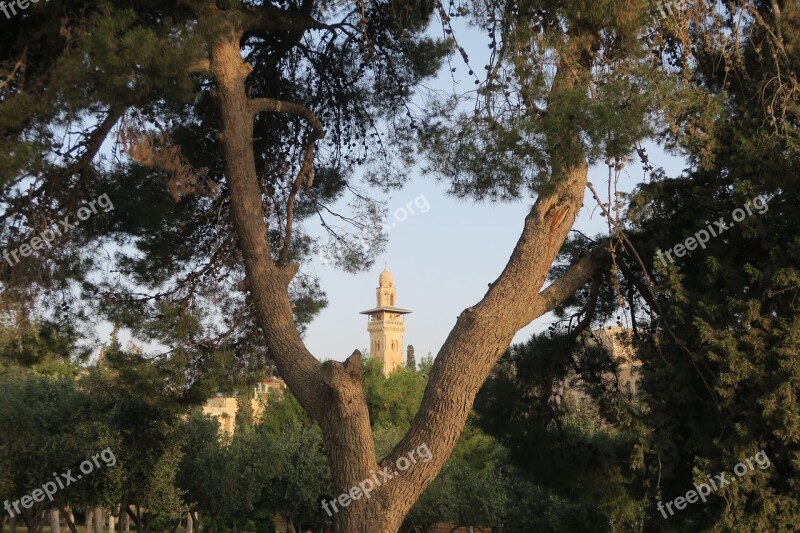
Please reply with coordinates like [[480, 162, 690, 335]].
[[205, 10, 601, 532], [116, 496, 127, 533], [93, 508, 103, 533], [58, 508, 77, 533], [167, 518, 179, 533], [19, 510, 32, 533], [48, 510, 59, 533], [8, 516, 14, 533], [108, 515, 115, 533], [125, 508, 142, 533]]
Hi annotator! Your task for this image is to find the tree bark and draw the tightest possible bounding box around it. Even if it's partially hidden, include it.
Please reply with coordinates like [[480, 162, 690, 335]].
[[124, 507, 142, 533], [58, 508, 76, 533], [48, 510, 59, 533], [203, 7, 603, 532], [93, 508, 103, 533], [116, 496, 127, 533]]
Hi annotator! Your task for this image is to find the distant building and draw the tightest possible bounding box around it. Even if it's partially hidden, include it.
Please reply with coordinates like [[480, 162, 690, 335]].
[[556, 326, 642, 403], [202, 377, 286, 436], [594, 326, 641, 398], [360, 265, 412, 376]]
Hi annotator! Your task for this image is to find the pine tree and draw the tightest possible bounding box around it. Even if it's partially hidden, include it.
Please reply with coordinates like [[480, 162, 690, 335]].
[[619, 3, 800, 529], [0, 0, 756, 529], [406, 345, 415, 371]]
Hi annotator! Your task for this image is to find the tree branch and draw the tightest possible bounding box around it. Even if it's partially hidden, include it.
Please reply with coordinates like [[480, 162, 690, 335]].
[[244, 4, 327, 34], [537, 244, 610, 315], [382, 160, 598, 505], [249, 98, 324, 266], [249, 98, 324, 136]]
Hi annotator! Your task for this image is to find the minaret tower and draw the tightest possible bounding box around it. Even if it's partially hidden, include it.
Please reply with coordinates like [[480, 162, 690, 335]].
[[360, 264, 412, 376]]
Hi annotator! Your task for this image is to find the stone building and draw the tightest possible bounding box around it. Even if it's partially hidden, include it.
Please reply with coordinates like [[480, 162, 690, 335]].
[[360, 265, 413, 376], [555, 325, 642, 404], [202, 377, 286, 436], [594, 325, 641, 398]]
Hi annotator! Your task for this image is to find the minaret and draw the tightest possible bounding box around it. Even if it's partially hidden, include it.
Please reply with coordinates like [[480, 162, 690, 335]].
[[360, 264, 412, 376]]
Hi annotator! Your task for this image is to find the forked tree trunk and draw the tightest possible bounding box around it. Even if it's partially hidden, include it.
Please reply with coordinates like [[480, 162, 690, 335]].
[[58, 508, 77, 533], [204, 6, 601, 531]]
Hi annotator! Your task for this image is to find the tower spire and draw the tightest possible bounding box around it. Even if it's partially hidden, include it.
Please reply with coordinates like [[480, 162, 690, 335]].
[[360, 266, 412, 376]]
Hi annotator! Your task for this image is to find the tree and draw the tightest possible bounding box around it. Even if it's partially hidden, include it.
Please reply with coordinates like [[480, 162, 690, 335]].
[[0, 376, 122, 533], [256, 421, 331, 533], [85, 342, 193, 533], [405, 345, 415, 371], [474, 334, 645, 531], [0, 0, 738, 530], [0, 321, 87, 378], [620, 6, 800, 530]]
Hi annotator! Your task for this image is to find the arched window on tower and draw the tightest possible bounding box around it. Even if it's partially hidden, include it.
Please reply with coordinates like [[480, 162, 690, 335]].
[[390, 295, 395, 306], [625, 381, 632, 399]]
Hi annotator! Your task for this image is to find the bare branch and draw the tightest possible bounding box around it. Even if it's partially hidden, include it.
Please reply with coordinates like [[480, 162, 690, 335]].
[[250, 98, 324, 137], [249, 98, 325, 266]]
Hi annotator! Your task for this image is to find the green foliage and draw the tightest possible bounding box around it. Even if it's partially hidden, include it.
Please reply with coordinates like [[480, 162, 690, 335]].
[[0, 320, 86, 377], [255, 420, 332, 530], [177, 393, 330, 532], [418, 0, 662, 200], [363, 355, 426, 429], [404, 421, 509, 531], [406, 344, 416, 370], [0, 375, 123, 521], [473, 335, 645, 531], [258, 389, 314, 435], [616, 2, 800, 529]]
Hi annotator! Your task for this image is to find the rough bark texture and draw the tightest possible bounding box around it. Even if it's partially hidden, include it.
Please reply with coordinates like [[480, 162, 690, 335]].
[[200, 6, 603, 531]]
